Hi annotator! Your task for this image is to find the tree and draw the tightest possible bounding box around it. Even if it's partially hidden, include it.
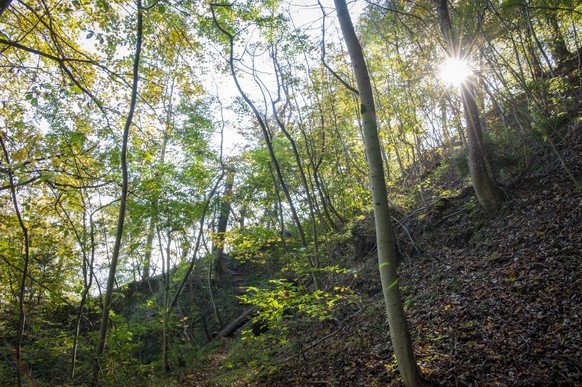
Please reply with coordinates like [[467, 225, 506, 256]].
[[333, 0, 427, 385], [0, 132, 31, 387], [432, 0, 504, 213], [212, 166, 235, 278], [91, 0, 142, 384], [210, 3, 321, 290]]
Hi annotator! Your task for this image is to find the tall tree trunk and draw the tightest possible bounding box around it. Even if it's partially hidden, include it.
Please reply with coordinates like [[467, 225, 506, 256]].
[[143, 92, 172, 279], [267, 162, 288, 248], [213, 167, 234, 279], [91, 2, 142, 384], [433, 0, 503, 213], [333, 1, 427, 385], [460, 83, 504, 211], [271, 54, 321, 284], [143, 217, 156, 279], [1, 134, 31, 387], [160, 229, 172, 372], [70, 195, 97, 380]]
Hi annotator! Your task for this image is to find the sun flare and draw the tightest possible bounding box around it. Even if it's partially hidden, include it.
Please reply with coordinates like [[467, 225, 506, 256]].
[[439, 57, 472, 87]]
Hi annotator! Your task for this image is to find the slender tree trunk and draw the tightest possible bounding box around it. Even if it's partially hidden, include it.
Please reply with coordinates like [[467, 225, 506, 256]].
[[524, 3, 556, 77], [169, 177, 223, 309], [91, 2, 142, 384], [143, 218, 156, 279], [333, 1, 427, 385], [70, 197, 97, 380], [1, 134, 31, 387], [440, 99, 452, 148], [207, 256, 223, 329], [213, 167, 234, 279], [161, 230, 172, 372], [271, 54, 321, 286], [267, 162, 288, 248], [143, 107, 171, 279], [288, 64, 340, 229], [211, 6, 320, 289]]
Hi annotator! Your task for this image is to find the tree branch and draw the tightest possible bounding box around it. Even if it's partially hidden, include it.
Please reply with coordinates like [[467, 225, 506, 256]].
[[317, 0, 359, 95]]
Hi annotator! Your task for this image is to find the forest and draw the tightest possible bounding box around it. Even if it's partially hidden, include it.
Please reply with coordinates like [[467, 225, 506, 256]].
[[0, 0, 580, 385]]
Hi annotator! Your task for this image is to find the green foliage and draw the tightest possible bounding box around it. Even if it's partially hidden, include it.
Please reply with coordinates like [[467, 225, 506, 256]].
[[0, 0, 580, 383], [227, 226, 287, 264], [239, 279, 355, 344], [97, 312, 155, 385]]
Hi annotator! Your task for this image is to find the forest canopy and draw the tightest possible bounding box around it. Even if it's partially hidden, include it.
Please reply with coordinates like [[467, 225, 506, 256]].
[[0, 0, 580, 385]]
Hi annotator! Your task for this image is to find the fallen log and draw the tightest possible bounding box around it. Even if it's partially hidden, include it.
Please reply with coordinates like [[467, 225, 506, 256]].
[[214, 306, 257, 339]]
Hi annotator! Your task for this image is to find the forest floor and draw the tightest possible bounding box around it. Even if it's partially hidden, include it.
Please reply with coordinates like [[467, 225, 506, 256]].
[[185, 133, 581, 386]]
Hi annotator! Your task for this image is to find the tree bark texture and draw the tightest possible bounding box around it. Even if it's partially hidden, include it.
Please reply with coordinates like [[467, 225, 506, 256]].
[[333, 1, 427, 385], [460, 83, 504, 212]]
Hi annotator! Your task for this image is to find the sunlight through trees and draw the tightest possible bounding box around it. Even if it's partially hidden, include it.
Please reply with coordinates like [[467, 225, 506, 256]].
[[0, 0, 580, 385]]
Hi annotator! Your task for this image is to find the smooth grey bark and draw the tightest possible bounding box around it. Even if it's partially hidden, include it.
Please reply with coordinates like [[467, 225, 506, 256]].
[[333, 1, 427, 385], [91, 1, 142, 384]]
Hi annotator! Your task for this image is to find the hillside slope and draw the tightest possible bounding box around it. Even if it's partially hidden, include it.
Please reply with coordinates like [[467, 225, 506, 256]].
[[187, 128, 581, 386]]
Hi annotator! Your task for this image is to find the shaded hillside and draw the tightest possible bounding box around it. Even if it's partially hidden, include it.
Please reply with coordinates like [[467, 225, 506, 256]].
[[184, 125, 582, 386]]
